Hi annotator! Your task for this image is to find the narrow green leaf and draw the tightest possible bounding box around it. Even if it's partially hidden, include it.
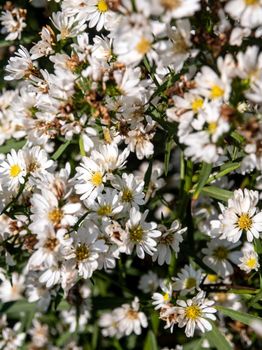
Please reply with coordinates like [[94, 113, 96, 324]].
[[164, 137, 173, 176], [207, 162, 240, 184], [205, 322, 232, 350], [183, 338, 204, 350], [143, 330, 158, 350], [216, 305, 262, 325], [0, 139, 26, 154], [193, 162, 212, 199], [79, 135, 86, 157], [230, 130, 245, 144], [201, 186, 232, 202], [51, 140, 71, 160], [249, 290, 262, 307]]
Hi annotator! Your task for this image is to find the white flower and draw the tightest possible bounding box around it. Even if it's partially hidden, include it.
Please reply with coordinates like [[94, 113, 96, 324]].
[[160, 0, 201, 19], [124, 207, 161, 259], [225, 0, 262, 29], [138, 271, 160, 294], [0, 149, 26, 191], [114, 297, 148, 336], [202, 239, 241, 277], [0, 272, 24, 302], [5, 46, 36, 81], [0, 8, 26, 41], [152, 220, 186, 265], [211, 189, 262, 242], [239, 249, 260, 273], [51, 11, 87, 41], [152, 282, 173, 310], [172, 264, 203, 296], [86, 0, 112, 31], [0, 322, 25, 350], [88, 188, 123, 217], [175, 291, 217, 337]]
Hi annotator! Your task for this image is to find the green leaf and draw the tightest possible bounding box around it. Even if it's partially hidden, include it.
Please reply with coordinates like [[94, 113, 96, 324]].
[[230, 130, 245, 144], [164, 137, 173, 176], [79, 135, 86, 157], [51, 140, 71, 160], [207, 162, 240, 184], [193, 162, 212, 199], [249, 290, 262, 308], [216, 305, 262, 325], [0, 139, 26, 154], [201, 186, 232, 202], [205, 322, 232, 350], [143, 330, 158, 350], [1, 300, 36, 318]]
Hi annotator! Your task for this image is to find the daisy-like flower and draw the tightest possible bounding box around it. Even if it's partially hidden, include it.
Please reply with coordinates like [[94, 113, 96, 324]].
[[175, 290, 217, 337], [63, 220, 108, 279], [74, 157, 106, 201], [160, 0, 201, 19], [239, 246, 260, 273], [86, 0, 112, 31], [0, 323, 26, 350], [0, 272, 25, 302], [138, 271, 160, 294], [114, 297, 148, 336], [51, 11, 87, 41], [202, 239, 242, 277], [211, 189, 262, 242], [0, 8, 27, 41], [152, 282, 173, 310], [225, 0, 262, 29], [23, 146, 54, 181], [124, 207, 161, 259], [88, 188, 123, 218], [5, 46, 37, 81], [0, 149, 26, 191], [172, 264, 203, 296], [152, 220, 186, 265]]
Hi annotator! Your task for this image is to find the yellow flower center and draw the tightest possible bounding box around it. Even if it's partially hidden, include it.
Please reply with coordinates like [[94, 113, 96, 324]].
[[208, 121, 218, 134], [246, 257, 257, 269], [91, 171, 103, 187], [163, 292, 170, 301], [129, 225, 144, 242], [191, 98, 204, 112], [44, 237, 58, 251], [48, 208, 63, 226], [185, 277, 196, 289], [207, 274, 218, 283], [122, 188, 133, 203], [76, 244, 90, 261], [210, 85, 224, 99], [237, 213, 252, 230], [97, 205, 112, 216], [136, 37, 151, 55], [245, 0, 259, 5], [185, 305, 202, 320], [213, 246, 228, 260], [97, 0, 108, 12], [10, 164, 21, 177]]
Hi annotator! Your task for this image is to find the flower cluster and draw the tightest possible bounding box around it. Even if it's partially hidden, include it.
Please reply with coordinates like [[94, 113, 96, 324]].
[[0, 0, 262, 349]]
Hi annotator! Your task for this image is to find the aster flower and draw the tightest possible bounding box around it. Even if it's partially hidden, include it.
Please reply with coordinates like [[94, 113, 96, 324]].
[[172, 264, 203, 296], [0, 149, 26, 191], [5, 46, 36, 81], [225, 0, 262, 29]]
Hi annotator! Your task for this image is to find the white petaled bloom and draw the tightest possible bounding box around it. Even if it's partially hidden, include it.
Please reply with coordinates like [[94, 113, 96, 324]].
[[160, 0, 201, 18], [112, 173, 145, 211], [172, 264, 203, 296], [124, 207, 161, 259], [0, 322, 26, 350], [152, 220, 186, 265], [138, 271, 160, 294], [175, 290, 217, 337], [30, 25, 56, 59], [29, 189, 81, 234], [239, 249, 260, 273], [114, 297, 148, 336], [51, 11, 87, 41], [88, 188, 123, 218], [0, 272, 25, 302], [202, 239, 242, 277], [5, 46, 36, 81], [23, 146, 54, 181], [86, 0, 112, 31], [211, 189, 262, 242], [99, 310, 120, 338], [225, 0, 262, 29], [152, 282, 173, 310], [74, 157, 106, 201], [0, 8, 26, 41], [63, 220, 108, 279], [0, 149, 26, 191]]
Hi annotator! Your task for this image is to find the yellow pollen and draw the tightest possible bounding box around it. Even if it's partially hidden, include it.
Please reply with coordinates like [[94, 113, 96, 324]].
[[191, 98, 204, 112], [213, 246, 228, 260], [163, 292, 170, 301], [136, 37, 151, 55], [185, 305, 202, 320], [97, 205, 112, 216], [207, 274, 218, 283], [122, 188, 133, 203], [185, 277, 196, 289], [48, 208, 63, 226], [103, 128, 112, 144], [97, 0, 108, 12], [237, 213, 252, 230], [208, 121, 218, 134], [210, 85, 224, 99], [76, 244, 89, 261], [91, 171, 103, 187], [129, 225, 144, 242], [246, 257, 257, 269], [245, 0, 259, 5], [10, 164, 21, 177]]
